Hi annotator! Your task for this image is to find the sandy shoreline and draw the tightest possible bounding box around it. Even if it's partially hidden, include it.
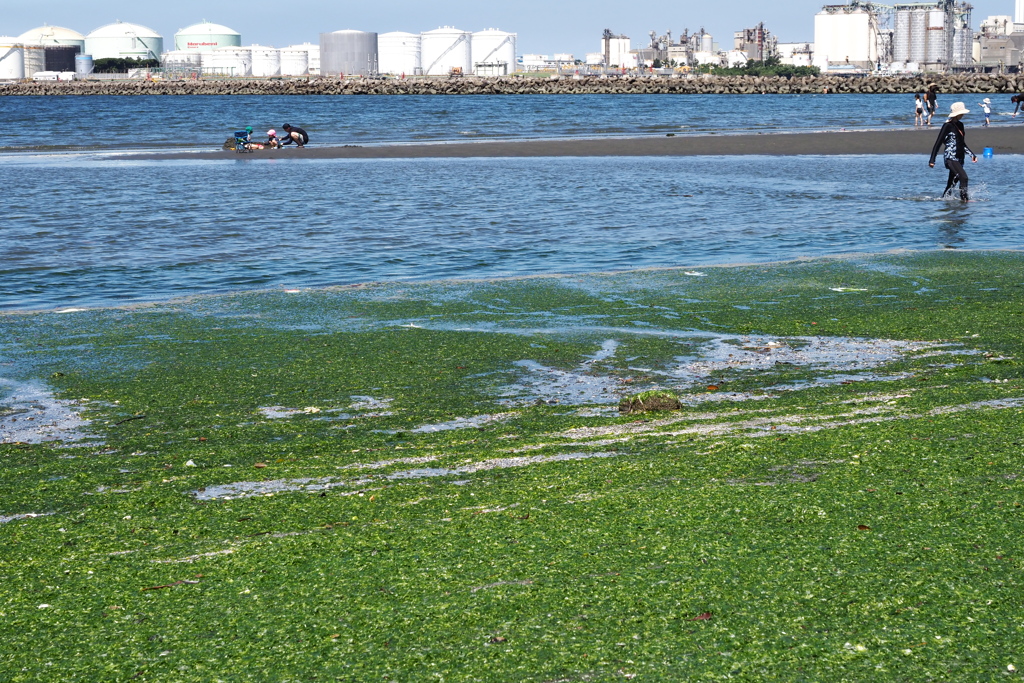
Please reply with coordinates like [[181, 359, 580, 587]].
[[124, 126, 1024, 161]]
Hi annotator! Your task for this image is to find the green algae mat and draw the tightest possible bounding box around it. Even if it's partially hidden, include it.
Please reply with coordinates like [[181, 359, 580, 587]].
[[2, 252, 1023, 682]]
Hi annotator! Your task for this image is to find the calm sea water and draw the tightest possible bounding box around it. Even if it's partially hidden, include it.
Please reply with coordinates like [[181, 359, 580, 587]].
[[2, 94, 1022, 311], [1, 92, 1019, 153]]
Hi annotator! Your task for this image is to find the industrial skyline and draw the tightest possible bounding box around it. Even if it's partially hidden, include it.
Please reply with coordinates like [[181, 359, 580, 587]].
[[4, 0, 1016, 59]]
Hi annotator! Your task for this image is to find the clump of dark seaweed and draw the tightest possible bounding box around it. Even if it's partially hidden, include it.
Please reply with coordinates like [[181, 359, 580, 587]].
[[619, 389, 682, 414]]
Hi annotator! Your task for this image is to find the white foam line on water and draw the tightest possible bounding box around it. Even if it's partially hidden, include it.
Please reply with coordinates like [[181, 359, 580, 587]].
[[0, 378, 92, 445], [411, 412, 518, 433], [550, 397, 1024, 445], [496, 333, 957, 407], [0, 512, 54, 524], [194, 451, 616, 501]]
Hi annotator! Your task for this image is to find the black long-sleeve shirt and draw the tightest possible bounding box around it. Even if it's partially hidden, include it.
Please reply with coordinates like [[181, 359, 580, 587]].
[[283, 126, 309, 144], [929, 119, 974, 166]]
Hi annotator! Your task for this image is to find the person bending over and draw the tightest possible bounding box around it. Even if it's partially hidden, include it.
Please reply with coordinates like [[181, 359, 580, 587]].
[[279, 123, 309, 147], [1013, 95, 1024, 118], [928, 102, 977, 202]]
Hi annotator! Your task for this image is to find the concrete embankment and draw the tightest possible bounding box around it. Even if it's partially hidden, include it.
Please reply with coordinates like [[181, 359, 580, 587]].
[[4, 73, 1024, 96]]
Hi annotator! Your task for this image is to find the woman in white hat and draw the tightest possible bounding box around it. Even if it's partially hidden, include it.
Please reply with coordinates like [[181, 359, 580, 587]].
[[928, 102, 977, 202]]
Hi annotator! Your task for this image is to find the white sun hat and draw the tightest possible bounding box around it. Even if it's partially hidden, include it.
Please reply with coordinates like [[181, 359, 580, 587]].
[[948, 102, 970, 118]]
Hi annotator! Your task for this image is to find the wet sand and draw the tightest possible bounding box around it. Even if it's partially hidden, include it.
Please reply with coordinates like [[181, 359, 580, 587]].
[[127, 126, 1024, 161]]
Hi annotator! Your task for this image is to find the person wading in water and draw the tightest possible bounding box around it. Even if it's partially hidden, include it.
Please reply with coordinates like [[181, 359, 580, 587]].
[[928, 102, 977, 202]]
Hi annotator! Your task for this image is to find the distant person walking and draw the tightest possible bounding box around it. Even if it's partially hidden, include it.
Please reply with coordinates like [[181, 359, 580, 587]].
[[925, 84, 938, 126], [279, 123, 309, 148], [915, 94, 924, 127], [978, 98, 991, 127], [928, 102, 977, 202]]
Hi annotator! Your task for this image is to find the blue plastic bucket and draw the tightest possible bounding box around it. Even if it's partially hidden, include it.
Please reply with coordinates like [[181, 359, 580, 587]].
[[983, 147, 994, 158]]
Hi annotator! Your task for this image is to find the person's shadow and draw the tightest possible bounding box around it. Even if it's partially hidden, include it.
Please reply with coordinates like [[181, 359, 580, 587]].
[[935, 203, 968, 248]]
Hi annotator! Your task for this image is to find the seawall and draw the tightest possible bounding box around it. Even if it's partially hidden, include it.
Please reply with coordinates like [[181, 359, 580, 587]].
[[3, 73, 1024, 96]]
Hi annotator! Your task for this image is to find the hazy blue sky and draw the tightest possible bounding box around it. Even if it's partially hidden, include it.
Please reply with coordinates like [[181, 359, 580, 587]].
[[4, 0, 1015, 57]]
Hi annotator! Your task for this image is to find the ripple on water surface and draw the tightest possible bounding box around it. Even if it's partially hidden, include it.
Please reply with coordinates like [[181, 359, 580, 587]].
[[1, 154, 1022, 311]]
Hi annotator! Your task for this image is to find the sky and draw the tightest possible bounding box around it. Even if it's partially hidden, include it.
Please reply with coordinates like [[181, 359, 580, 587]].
[[4, 0, 1016, 58]]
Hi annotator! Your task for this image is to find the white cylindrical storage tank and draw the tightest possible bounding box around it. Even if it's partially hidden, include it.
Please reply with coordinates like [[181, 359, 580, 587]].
[[421, 27, 471, 76], [378, 32, 421, 75], [701, 34, 714, 53], [320, 30, 377, 76], [85, 22, 163, 60], [0, 38, 25, 79], [23, 44, 46, 78], [280, 46, 309, 75], [162, 50, 202, 67], [174, 22, 241, 52], [471, 29, 516, 76], [18, 26, 85, 51], [307, 45, 320, 75], [203, 46, 251, 76], [75, 54, 94, 77], [249, 45, 280, 77]]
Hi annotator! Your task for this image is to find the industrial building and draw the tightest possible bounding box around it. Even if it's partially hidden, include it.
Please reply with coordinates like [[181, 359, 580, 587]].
[[778, 42, 815, 67], [85, 22, 163, 61], [814, 2, 973, 73], [174, 22, 241, 52], [974, 14, 1024, 69], [623, 28, 721, 69], [601, 29, 633, 67], [734, 23, 778, 62]]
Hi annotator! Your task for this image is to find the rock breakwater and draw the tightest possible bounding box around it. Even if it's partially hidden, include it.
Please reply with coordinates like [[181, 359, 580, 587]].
[[4, 73, 1024, 96]]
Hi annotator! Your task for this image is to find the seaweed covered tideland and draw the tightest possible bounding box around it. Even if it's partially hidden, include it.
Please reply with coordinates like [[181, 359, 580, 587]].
[[2, 252, 1024, 682]]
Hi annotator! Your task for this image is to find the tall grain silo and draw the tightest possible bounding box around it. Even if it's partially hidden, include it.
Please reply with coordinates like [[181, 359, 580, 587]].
[[320, 30, 378, 76], [952, 8, 972, 68], [17, 26, 86, 51], [174, 22, 241, 52], [813, 6, 879, 71], [378, 32, 421, 75], [0, 38, 26, 80], [471, 28, 516, 75], [421, 27, 471, 75], [85, 22, 163, 60], [895, 6, 950, 69]]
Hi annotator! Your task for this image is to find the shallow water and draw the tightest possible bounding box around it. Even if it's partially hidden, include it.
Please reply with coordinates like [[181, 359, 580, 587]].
[[2, 153, 1021, 311], [2, 93, 1015, 154]]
